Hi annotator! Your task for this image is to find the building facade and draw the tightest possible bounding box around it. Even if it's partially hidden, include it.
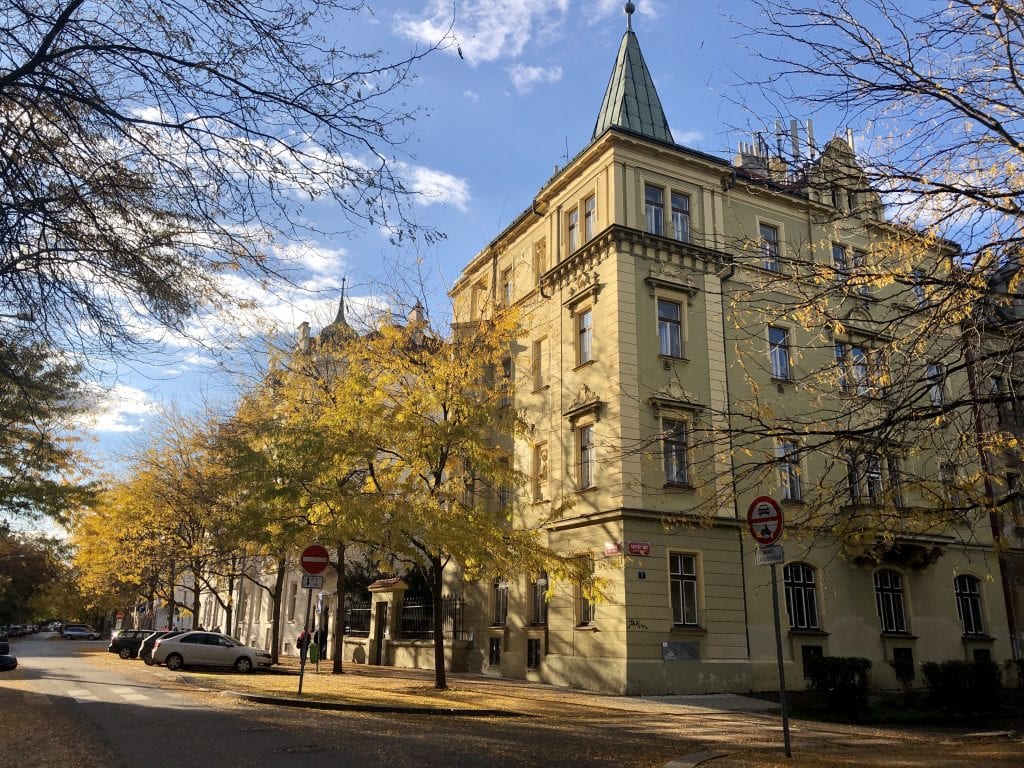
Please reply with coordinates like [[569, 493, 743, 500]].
[[445, 9, 1014, 695]]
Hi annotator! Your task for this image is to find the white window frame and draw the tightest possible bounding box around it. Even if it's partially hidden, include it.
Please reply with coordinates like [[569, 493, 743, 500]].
[[760, 223, 780, 272], [769, 325, 791, 380], [645, 184, 665, 236], [926, 362, 945, 407], [954, 574, 984, 635], [776, 440, 802, 501], [783, 562, 819, 630], [567, 208, 579, 253], [577, 307, 593, 365], [658, 297, 683, 358], [671, 191, 690, 242], [584, 195, 596, 241], [577, 424, 596, 490]]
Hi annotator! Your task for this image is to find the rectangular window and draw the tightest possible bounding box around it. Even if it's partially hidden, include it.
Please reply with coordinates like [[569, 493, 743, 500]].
[[669, 552, 699, 627], [663, 419, 689, 486], [645, 185, 664, 236], [769, 326, 791, 380], [888, 456, 904, 508], [912, 268, 927, 306], [865, 453, 884, 503], [671, 192, 690, 242], [526, 638, 542, 669], [874, 570, 908, 633], [784, 563, 819, 630], [531, 572, 548, 625], [488, 637, 501, 666], [287, 582, 298, 621], [567, 208, 579, 253], [501, 267, 513, 306], [577, 308, 593, 365], [954, 575, 984, 635], [760, 224, 780, 271], [532, 442, 548, 501], [532, 338, 545, 390], [991, 375, 1024, 426], [836, 342, 886, 396], [578, 425, 595, 489], [492, 579, 509, 626], [776, 440, 802, 501], [578, 557, 595, 626], [852, 250, 871, 295], [584, 195, 596, 241], [658, 298, 682, 357], [832, 243, 848, 282], [926, 363, 945, 407]]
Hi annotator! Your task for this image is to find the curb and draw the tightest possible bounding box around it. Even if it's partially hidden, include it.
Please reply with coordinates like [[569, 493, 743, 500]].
[[228, 690, 528, 717]]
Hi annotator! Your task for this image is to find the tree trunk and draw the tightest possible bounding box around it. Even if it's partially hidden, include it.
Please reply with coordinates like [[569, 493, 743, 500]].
[[224, 570, 235, 631], [190, 562, 202, 628], [166, 562, 178, 629], [331, 542, 346, 674], [429, 556, 447, 690], [269, 557, 287, 664]]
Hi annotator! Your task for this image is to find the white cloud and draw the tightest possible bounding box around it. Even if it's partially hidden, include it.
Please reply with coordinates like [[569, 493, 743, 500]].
[[672, 129, 704, 146], [78, 384, 161, 433], [404, 165, 471, 211], [464, 90, 480, 103], [272, 241, 348, 276], [509, 64, 563, 94], [395, 1, 570, 64]]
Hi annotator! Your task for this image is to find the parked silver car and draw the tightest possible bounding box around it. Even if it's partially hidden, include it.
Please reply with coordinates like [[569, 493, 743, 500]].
[[62, 624, 101, 640], [151, 631, 271, 673]]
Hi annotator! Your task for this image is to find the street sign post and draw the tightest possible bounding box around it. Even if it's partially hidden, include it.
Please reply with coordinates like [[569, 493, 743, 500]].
[[746, 496, 792, 758], [297, 544, 330, 696]]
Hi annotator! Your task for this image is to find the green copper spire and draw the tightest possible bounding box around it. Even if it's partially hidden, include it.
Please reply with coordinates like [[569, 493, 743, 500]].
[[592, 3, 673, 144]]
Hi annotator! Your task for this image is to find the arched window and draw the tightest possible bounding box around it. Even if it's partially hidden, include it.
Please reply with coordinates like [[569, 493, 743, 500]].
[[954, 574, 984, 635], [783, 563, 819, 630], [874, 569, 907, 633]]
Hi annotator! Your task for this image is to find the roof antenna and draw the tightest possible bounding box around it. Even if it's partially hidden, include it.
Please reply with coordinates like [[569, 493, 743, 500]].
[[625, 2, 635, 30]]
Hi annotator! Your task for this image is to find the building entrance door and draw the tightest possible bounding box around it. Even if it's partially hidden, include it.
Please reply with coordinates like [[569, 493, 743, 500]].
[[373, 602, 388, 665]]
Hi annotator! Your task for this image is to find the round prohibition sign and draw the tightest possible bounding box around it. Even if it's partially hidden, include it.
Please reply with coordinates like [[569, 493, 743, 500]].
[[300, 544, 330, 575], [747, 495, 784, 546]]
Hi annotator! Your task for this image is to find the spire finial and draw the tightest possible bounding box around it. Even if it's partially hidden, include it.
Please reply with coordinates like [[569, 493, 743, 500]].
[[625, 2, 635, 30], [335, 277, 347, 324]]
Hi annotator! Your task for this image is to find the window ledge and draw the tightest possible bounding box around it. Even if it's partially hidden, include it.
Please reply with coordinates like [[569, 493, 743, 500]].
[[531, 384, 551, 394], [658, 354, 690, 365], [663, 482, 694, 491], [781, 497, 805, 505], [573, 360, 596, 372], [880, 632, 918, 640], [771, 376, 794, 385], [961, 633, 995, 643], [574, 624, 600, 632], [575, 486, 597, 495], [670, 626, 706, 635], [788, 628, 829, 637]]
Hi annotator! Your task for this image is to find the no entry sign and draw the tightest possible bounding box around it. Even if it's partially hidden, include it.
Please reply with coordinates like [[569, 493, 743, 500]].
[[747, 496, 783, 546], [300, 544, 330, 575]]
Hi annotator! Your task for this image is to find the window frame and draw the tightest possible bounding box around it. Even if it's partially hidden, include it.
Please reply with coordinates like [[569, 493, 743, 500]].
[[671, 191, 690, 242], [577, 556, 595, 627], [874, 569, 908, 634], [776, 440, 802, 501], [768, 325, 792, 381], [926, 363, 945, 407], [657, 297, 683, 358], [835, 341, 887, 397], [491, 578, 509, 626], [954, 574, 984, 635], [662, 418, 690, 487], [577, 424, 596, 490], [567, 207, 579, 253], [669, 552, 700, 628], [783, 562, 820, 631], [760, 223, 781, 272], [530, 571, 549, 626], [645, 184, 665, 236], [831, 243, 848, 283], [584, 195, 597, 241], [577, 307, 593, 366]]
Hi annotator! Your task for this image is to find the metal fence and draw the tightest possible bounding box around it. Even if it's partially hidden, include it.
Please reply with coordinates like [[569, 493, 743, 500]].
[[345, 600, 371, 636], [398, 596, 468, 640]]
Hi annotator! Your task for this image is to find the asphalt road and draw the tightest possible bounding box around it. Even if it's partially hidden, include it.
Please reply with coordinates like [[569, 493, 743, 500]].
[[4, 633, 689, 768]]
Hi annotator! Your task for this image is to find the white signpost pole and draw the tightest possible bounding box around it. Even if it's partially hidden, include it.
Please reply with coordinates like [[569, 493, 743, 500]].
[[747, 496, 792, 758]]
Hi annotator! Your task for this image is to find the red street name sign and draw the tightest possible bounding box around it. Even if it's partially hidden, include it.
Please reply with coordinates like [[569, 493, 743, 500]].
[[300, 544, 330, 575], [627, 541, 651, 557], [747, 496, 784, 546]]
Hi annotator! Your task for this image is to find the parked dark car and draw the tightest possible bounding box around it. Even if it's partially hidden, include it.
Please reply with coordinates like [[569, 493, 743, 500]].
[[0, 641, 16, 672], [108, 629, 151, 659], [139, 630, 184, 665]]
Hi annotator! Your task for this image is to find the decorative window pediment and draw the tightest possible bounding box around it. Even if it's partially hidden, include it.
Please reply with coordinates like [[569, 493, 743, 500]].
[[647, 379, 704, 414], [564, 384, 603, 423], [645, 265, 699, 304], [564, 270, 601, 315]]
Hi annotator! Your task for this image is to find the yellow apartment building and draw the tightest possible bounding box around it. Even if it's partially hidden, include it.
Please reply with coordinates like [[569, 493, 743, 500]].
[[447, 7, 1014, 695]]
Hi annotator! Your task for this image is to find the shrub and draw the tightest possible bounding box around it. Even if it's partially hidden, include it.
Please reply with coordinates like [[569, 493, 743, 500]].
[[805, 656, 872, 711], [921, 659, 1002, 710]]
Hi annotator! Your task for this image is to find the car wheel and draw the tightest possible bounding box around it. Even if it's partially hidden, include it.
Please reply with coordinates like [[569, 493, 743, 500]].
[[118, 648, 132, 659], [234, 657, 253, 673], [165, 653, 184, 671]]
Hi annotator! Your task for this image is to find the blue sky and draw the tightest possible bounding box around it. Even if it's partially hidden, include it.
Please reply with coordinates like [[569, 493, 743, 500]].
[[76, 1, 805, 470]]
